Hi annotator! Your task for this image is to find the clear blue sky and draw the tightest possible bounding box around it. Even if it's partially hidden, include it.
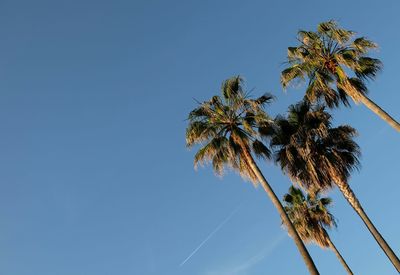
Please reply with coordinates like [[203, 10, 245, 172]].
[[0, 0, 399, 274]]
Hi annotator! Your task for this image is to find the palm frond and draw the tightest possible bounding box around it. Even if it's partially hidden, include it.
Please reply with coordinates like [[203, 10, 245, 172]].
[[352, 37, 378, 53], [317, 20, 355, 44], [222, 75, 243, 101], [252, 139, 271, 160], [355, 57, 382, 80]]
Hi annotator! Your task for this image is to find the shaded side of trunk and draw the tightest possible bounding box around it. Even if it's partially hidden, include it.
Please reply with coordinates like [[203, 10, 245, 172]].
[[338, 76, 400, 132], [238, 142, 320, 275], [325, 231, 353, 275], [336, 180, 400, 272], [358, 93, 400, 132]]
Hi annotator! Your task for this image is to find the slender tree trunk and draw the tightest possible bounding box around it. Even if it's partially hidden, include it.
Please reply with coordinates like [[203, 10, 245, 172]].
[[339, 76, 400, 132], [325, 232, 353, 275], [336, 180, 400, 272], [238, 142, 320, 275], [358, 93, 400, 132]]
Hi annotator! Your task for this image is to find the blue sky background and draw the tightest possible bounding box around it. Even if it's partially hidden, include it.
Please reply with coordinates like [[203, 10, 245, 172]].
[[0, 0, 399, 274]]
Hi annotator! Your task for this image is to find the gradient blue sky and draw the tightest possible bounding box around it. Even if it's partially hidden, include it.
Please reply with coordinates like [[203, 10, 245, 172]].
[[0, 1, 399, 274]]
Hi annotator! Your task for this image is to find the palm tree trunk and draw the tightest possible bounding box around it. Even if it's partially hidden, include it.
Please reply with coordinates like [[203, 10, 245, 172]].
[[358, 93, 400, 132], [238, 142, 320, 275], [336, 180, 400, 272], [325, 232, 353, 275]]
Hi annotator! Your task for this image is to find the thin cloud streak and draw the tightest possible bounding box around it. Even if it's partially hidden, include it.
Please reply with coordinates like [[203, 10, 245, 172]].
[[179, 203, 242, 267], [203, 233, 287, 275]]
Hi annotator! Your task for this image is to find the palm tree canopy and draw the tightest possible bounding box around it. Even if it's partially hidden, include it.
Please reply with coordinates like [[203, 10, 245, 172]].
[[270, 101, 360, 190], [186, 76, 274, 184], [281, 20, 382, 107], [283, 186, 336, 247]]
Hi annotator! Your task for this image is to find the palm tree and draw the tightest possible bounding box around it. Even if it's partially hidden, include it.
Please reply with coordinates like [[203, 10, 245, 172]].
[[270, 101, 400, 271], [186, 76, 320, 275], [283, 186, 353, 275], [281, 20, 400, 132]]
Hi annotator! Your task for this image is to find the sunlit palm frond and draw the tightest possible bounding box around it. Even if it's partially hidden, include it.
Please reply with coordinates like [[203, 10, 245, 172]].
[[352, 37, 378, 53]]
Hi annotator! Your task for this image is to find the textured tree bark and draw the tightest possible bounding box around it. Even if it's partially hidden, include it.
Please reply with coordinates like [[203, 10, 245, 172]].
[[358, 93, 400, 132], [336, 180, 400, 272], [325, 234, 353, 275], [237, 141, 320, 275]]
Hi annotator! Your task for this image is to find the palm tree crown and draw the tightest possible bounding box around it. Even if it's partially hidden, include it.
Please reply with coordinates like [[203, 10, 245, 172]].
[[283, 186, 336, 248], [283, 186, 354, 274], [270, 101, 360, 191], [281, 20, 381, 107], [186, 76, 273, 183], [281, 20, 400, 132]]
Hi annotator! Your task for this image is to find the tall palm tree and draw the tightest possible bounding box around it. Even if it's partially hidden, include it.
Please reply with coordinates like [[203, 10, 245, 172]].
[[186, 76, 320, 275], [283, 186, 353, 275], [281, 20, 400, 132], [270, 101, 400, 271]]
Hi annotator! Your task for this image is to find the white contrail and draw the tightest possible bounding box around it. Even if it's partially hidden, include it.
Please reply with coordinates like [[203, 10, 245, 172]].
[[203, 232, 287, 275], [179, 204, 242, 267]]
